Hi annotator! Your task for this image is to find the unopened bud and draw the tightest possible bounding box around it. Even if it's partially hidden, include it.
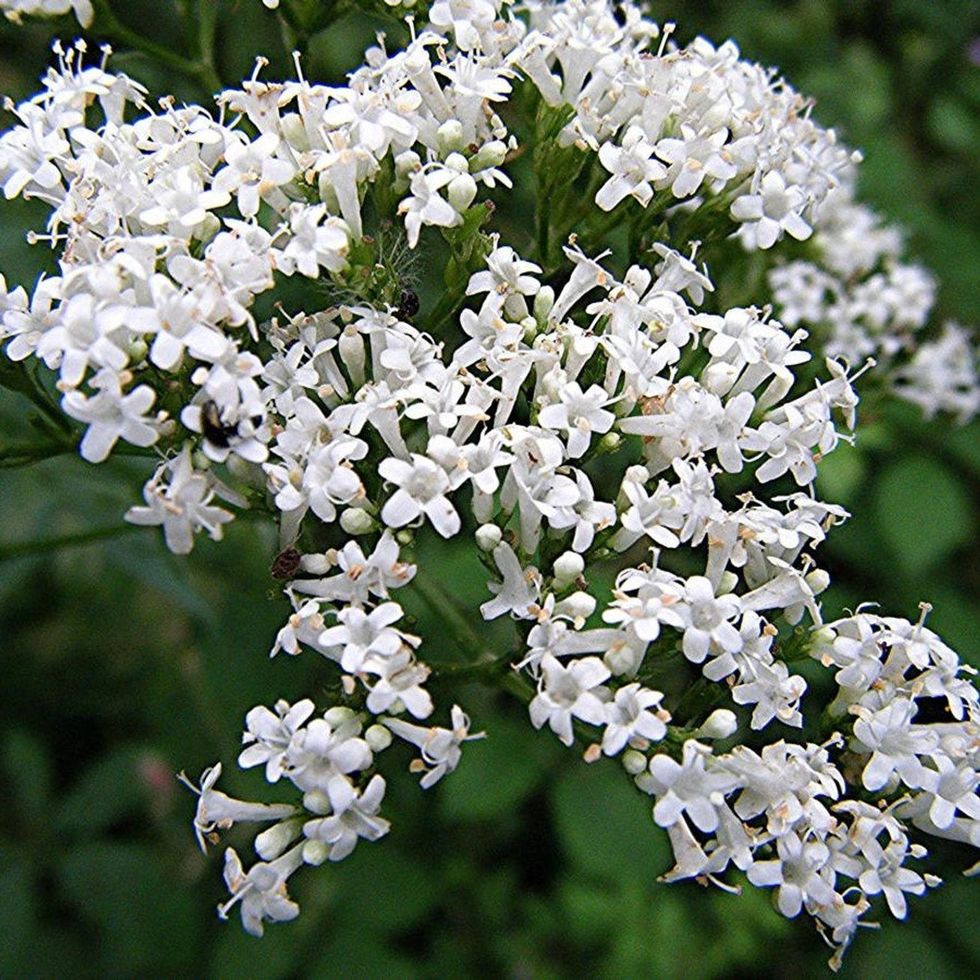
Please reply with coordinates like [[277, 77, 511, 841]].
[[556, 590, 596, 621], [622, 749, 647, 775], [338, 326, 366, 387], [553, 550, 584, 587], [365, 724, 392, 752], [303, 789, 331, 815], [598, 432, 621, 453], [805, 568, 831, 595], [475, 523, 502, 551], [127, 338, 148, 361], [299, 553, 331, 575], [255, 818, 301, 860], [340, 507, 374, 535], [324, 706, 356, 727], [695, 708, 738, 739], [302, 840, 330, 866], [471, 139, 507, 170], [444, 151, 469, 173], [533, 285, 555, 322], [605, 642, 641, 676], [280, 113, 310, 152], [447, 173, 477, 212], [718, 571, 739, 595], [436, 120, 465, 156]]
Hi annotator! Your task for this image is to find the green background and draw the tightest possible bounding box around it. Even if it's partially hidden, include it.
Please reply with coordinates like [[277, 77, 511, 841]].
[[0, 1, 977, 976]]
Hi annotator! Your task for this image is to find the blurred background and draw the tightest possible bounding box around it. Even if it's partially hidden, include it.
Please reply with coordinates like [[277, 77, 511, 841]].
[[0, 1, 977, 976]]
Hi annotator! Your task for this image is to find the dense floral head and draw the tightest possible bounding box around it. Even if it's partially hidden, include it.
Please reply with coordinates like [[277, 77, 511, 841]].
[[0, 0, 976, 966]]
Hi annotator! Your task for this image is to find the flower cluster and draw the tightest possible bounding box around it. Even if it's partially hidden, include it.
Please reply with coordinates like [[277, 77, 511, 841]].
[[1, 0, 91, 26], [0, 0, 976, 966]]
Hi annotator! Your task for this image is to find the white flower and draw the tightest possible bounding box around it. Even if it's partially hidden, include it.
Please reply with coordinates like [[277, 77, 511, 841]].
[[731, 171, 812, 250], [62, 369, 159, 463], [480, 542, 541, 620], [528, 654, 610, 746], [125, 449, 235, 555], [646, 740, 737, 833], [384, 704, 485, 787], [602, 684, 668, 755], [398, 168, 463, 248], [379, 454, 461, 538], [851, 699, 939, 792], [596, 126, 666, 211], [218, 846, 303, 937], [746, 830, 836, 917], [538, 382, 616, 458], [302, 774, 390, 861], [677, 575, 743, 664], [179, 764, 297, 852], [319, 602, 410, 673]]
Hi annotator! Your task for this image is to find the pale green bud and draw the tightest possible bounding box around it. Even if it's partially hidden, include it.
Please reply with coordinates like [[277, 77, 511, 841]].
[[340, 507, 375, 535], [475, 523, 502, 551]]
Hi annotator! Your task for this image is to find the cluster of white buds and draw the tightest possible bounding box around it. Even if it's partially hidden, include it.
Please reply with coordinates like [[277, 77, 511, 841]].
[[0, 0, 976, 966]]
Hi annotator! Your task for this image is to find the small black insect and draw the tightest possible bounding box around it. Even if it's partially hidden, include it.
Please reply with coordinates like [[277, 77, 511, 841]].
[[396, 286, 420, 321], [200, 400, 238, 448], [271, 547, 302, 581]]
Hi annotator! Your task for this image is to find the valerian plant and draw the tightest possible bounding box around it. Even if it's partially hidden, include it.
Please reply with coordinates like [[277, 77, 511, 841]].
[[0, 0, 977, 968]]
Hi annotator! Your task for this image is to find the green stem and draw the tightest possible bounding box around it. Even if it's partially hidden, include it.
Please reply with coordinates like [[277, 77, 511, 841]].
[[0, 523, 146, 562], [413, 566, 493, 661], [195, 0, 220, 86], [92, 0, 221, 92]]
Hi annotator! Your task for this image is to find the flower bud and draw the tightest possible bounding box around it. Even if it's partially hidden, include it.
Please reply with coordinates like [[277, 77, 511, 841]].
[[365, 724, 392, 752], [805, 568, 830, 595], [718, 571, 739, 595], [280, 113, 310, 152], [340, 507, 374, 535], [553, 550, 584, 587], [255, 818, 301, 860], [127, 338, 148, 361], [598, 432, 621, 453], [303, 790, 331, 815], [605, 642, 642, 676], [447, 173, 478, 212], [396, 529, 414, 546], [695, 709, 738, 739], [475, 523, 502, 551], [533, 285, 555, 323], [471, 139, 507, 170], [437, 120, 465, 156], [634, 770, 657, 794], [555, 590, 596, 622], [622, 749, 647, 775], [300, 553, 331, 575], [302, 840, 330, 866], [444, 151, 469, 173], [324, 706, 357, 727], [338, 325, 366, 386], [393, 150, 421, 181]]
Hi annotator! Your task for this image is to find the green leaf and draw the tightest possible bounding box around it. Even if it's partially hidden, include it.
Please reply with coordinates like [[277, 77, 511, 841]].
[[59, 842, 199, 975], [551, 759, 671, 884], [874, 455, 973, 574], [54, 746, 150, 834], [815, 442, 866, 503], [2, 731, 52, 826], [439, 714, 555, 821]]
